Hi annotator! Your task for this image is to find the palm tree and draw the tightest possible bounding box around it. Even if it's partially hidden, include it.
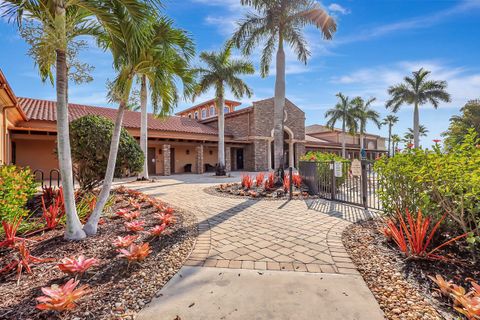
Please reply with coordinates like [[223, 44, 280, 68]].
[[352, 97, 381, 152], [391, 134, 401, 156], [137, 17, 196, 180], [232, 0, 336, 175], [382, 114, 399, 157], [404, 125, 429, 143], [386, 68, 450, 148], [325, 93, 357, 158], [195, 43, 254, 175], [2, 0, 151, 240]]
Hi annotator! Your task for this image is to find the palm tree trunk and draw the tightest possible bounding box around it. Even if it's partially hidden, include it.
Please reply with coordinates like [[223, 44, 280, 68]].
[[359, 133, 364, 150], [139, 75, 148, 180], [341, 117, 346, 158], [413, 102, 420, 148], [83, 101, 127, 235], [387, 125, 392, 157], [217, 91, 225, 175], [273, 36, 286, 174], [55, 11, 85, 240]]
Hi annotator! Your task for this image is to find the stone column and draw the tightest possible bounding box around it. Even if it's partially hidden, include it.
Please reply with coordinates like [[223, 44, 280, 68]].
[[163, 144, 171, 176], [289, 141, 294, 169], [267, 140, 272, 170], [225, 146, 231, 172], [196, 145, 204, 174]]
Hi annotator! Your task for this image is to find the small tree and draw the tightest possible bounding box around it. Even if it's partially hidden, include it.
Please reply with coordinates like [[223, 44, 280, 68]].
[[69, 115, 144, 191]]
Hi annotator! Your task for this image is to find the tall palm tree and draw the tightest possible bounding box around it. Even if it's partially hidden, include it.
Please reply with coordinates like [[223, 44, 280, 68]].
[[386, 68, 450, 148], [137, 17, 196, 180], [391, 134, 401, 156], [232, 0, 336, 175], [325, 93, 357, 158], [195, 43, 254, 175], [382, 114, 399, 157], [1, 0, 151, 240], [404, 125, 429, 143], [352, 96, 381, 151]]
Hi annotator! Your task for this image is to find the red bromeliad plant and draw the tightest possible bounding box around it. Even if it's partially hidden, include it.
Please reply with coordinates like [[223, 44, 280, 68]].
[[112, 235, 139, 248], [155, 212, 175, 226], [0, 216, 24, 248], [283, 176, 290, 192], [36, 279, 90, 311], [292, 174, 302, 188], [115, 208, 129, 218], [57, 256, 99, 276], [128, 198, 141, 210], [123, 210, 140, 221], [117, 242, 151, 263], [265, 172, 275, 190], [41, 187, 65, 230], [125, 220, 145, 232], [0, 241, 52, 281], [255, 173, 265, 187], [241, 175, 253, 189], [383, 209, 468, 259], [149, 224, 167, 237]]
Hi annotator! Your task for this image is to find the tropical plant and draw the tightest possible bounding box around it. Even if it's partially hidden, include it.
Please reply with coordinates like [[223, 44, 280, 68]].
[[117, 242, 152, 263], [195, 43, 254, 175], [404, 125, 429, 143], [1, 0, 153, 241], [0, 217, 24, 248], [255, 172, 265, 187], [57, 256, 99, 276], [36, 279, 90, 311], [241, 175, 254, 189], [351, 96, 381, 151], [0, 165, 37, 223], [0, 241, 51, 281], [382, 115, 399, 157], [125, 220, 145, 232], [154, 210, 175, 225], [122, 211, 141, 221], [149, 223, 167, 237], [442, 99, 480, 149], [386, 68, 451, 148], [391, 134, 401, 156], [232, 0, 336, 174], [137, 17, 196, 180], [42, 187, 65, 230], [283, 175, 290, 192], [112, 235, 139, 248], [292, 174, 302, 188], [265, 172, 275, 190], [69, 115, 144, 191], [325, 93, 358, 158]]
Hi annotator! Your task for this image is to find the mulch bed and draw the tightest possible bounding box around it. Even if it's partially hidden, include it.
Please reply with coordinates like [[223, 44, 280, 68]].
[[342, 219, 479, 320], [0, 186, 197, 320], [204, 183, 319, 201]]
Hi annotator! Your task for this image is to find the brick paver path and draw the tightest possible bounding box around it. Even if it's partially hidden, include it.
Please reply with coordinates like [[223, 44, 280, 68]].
[[126, 173, 378, 275]]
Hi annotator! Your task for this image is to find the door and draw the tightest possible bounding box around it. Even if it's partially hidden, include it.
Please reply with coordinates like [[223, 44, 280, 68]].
[[148, 148, 156, 175], [170, 148, 175, 174], [236, 148, 244, 170]]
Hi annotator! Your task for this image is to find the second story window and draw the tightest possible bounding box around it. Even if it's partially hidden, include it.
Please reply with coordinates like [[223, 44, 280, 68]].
[[201, 109, 207, 119], [194, 111, 199, 119], [224, 106, 229, 114], [210, 106, 215, 116]]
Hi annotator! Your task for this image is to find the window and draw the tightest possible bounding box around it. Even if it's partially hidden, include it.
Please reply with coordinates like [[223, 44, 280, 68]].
[[194, 111, 199, 119], [201, 109, 207, 119], [188, 113, 192, 118], [210, 105, 215, 116], [224, 106, 229, 114]]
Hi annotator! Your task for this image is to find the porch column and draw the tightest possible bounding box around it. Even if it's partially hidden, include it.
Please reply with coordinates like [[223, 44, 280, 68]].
[[163, 144, 171, 176], [267, 140, 272, 170], [196, 144, 204, 174], [289, 141, 294, 169], [225, 146, 231, 172]]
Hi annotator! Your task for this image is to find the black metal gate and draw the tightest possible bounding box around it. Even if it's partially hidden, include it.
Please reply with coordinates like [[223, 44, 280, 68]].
[[299, 160, 382, 210]]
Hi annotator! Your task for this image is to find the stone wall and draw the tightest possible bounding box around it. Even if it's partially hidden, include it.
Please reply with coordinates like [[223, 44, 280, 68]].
[[162, 144, 171, 176]]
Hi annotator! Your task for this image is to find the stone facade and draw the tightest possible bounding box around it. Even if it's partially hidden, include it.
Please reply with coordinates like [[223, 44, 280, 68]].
[[196, 145, 204, 174], [163, 144, 171, 176]]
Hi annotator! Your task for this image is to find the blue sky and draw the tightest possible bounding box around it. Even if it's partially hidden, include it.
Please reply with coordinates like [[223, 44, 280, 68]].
[[1, 0, 480, 147]]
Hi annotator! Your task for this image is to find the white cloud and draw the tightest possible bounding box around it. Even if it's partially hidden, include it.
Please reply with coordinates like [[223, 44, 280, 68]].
[[328, 3, 350, 15]]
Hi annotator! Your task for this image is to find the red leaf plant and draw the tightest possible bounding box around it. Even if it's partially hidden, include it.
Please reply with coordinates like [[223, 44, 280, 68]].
[[154, 212, 175, 226], [125, 220, 145, 232], [36, 279, 90, 311], [41, 187, 65, 230], [128, 198, 141, 210], [255, 172, 265, 188], [117, 242, 152, 263], [241, 175, 253, 189], [114, 209, 129, 218], [0, 240, 52, 281], [383, 209, 468, 259], [0, 216, 24, 248], [265, 172, 275, 190], [58, 255, 99, 276], [149, 223, 167, 237], [283, 176, 290, 192], [123, 210, 140, 221], [112, 235, 139, 248], [292, 174, 302, 188]]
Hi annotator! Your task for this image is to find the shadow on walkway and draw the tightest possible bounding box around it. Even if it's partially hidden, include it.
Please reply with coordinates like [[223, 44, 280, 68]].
[[305, 198, 380, 223]]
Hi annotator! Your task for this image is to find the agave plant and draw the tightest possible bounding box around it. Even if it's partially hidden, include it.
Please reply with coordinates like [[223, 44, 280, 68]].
[[36, 279, 90, 311], [112, 235, 139, 248], [117, 242, 151, 263], [125, 220, 145, 232], [57, 256, 99, 276]]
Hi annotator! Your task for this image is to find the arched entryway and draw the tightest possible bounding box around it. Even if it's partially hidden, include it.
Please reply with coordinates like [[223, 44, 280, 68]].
[[268, 127, 296, 169]]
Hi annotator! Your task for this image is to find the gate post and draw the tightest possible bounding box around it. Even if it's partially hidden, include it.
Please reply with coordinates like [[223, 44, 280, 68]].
[[361, 160, 368, 209], [331, 160, 336, 201]]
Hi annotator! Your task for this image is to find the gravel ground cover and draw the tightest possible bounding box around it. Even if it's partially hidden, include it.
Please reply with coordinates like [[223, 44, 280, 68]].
[[0, 186, 197, 320]]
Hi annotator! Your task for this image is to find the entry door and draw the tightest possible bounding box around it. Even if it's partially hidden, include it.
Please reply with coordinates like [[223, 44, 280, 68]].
[[147, 148, 156, 175], [236, 148, 244, 170], [170, 148, 175, 174]]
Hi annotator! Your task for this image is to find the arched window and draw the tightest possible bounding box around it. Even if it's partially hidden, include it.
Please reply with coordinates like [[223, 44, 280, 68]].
[[194, 111, 199, 119], [224, 106, 229, 114], [201, 109, 207, 119], [209, 105, 215, 116], [188, 113, 192, 118]]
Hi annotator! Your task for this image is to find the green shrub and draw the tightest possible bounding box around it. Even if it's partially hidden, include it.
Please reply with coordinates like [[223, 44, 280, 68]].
[[375, 129, 480, 245], [69, 115, 144, 191], [301, 151, 348, 188], [0, 165, 38, 222]]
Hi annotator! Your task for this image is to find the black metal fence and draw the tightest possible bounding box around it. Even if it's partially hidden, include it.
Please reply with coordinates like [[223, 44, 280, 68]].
[[299, 160, 382, 210]]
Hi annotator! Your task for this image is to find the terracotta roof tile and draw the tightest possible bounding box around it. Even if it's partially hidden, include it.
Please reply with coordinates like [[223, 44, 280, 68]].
[[17, 97, 224, 136]]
